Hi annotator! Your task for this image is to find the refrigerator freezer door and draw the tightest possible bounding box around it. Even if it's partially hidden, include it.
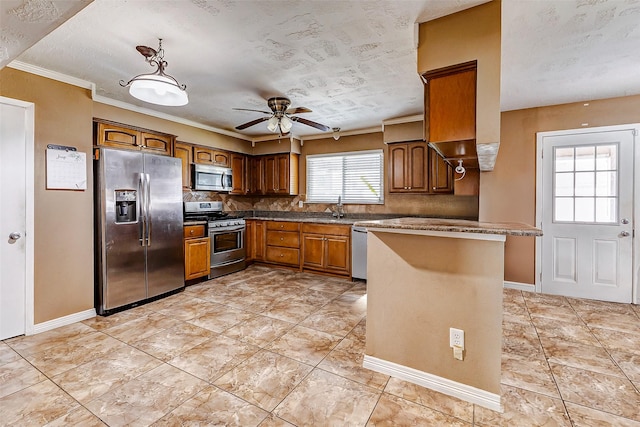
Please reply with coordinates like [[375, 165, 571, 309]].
[[98, 149, 147, 312], [144, 153, 185, 297]]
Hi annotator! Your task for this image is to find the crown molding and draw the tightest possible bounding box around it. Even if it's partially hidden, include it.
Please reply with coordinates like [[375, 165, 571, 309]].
[[300, 126, 381, 142], [382, 114, 423, 126], [7, 61, 253, 142], [8, 61, 413, 145], [9, 61, 94, 89]]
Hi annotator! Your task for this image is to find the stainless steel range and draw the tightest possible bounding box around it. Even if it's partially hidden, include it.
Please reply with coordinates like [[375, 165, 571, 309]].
[[184, 201, 246, 278]]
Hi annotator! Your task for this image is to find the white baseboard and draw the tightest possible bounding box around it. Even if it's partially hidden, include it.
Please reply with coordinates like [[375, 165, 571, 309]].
[[363, 355, 503, 412], [504, 281, 535, 292], [31, 308, 96, 335]]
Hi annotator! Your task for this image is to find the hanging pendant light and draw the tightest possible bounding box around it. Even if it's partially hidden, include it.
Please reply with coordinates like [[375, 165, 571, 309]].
[[119, 39, 188, 107]]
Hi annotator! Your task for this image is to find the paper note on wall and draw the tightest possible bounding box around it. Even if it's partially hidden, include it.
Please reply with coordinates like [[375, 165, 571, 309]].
[[46, 148, 87, 190]]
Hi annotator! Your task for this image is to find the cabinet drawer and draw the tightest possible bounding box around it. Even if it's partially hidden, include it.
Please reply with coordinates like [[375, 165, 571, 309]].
[[301, 223, 350, 236], [266, 221, 300, 232], [184, 225, 205, 239], [266, 247, 300, 266], [266, 230, 300, 248]]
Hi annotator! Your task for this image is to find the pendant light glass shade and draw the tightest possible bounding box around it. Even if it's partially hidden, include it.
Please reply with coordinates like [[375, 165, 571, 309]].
[[129, 74, 188, 106]]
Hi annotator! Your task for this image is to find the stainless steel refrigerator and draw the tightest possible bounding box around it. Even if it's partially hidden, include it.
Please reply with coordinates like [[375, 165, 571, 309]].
[[95, 148, 184, 315]]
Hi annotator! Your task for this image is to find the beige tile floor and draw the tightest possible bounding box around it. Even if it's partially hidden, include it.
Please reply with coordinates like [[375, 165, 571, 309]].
[[1, 265, 640, 426]]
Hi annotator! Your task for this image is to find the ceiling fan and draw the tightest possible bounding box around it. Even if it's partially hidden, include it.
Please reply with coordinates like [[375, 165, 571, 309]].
[[234, 97, 331, 134]]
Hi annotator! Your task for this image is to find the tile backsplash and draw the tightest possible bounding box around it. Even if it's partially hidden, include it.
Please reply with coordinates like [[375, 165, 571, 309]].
[[184, 191, 478, 219]]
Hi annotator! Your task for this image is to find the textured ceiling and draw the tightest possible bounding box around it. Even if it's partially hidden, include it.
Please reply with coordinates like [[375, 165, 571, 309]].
[[501, 0, 640, 112], [0, 0, 92, 68], [4, 0, 640, 139]]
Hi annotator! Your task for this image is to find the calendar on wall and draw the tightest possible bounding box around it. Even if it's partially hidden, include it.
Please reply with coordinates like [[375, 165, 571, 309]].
[[46, 145, 87, 190]]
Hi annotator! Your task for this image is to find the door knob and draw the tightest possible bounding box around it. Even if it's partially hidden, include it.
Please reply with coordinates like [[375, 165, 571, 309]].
[[620, 231, 630, 237], [9, 232, 21, 241], [621, 218, 630, 224]]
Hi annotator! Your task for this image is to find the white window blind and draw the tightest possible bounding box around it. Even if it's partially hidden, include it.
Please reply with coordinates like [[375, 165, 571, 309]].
[[306, 150, 384, 204]]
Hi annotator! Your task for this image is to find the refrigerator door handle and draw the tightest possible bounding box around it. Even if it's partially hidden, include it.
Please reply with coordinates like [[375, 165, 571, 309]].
[[146, 173, 152, 247], [139, 173, 146, 246]]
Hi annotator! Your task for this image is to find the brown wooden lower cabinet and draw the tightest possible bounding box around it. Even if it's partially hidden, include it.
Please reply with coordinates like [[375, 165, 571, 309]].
[[245, 220, 351, 277], [245, 220, 265, 263], [183, 225, 210, 280], [265, 221, 300, 267], [301, 223, 351, 276]]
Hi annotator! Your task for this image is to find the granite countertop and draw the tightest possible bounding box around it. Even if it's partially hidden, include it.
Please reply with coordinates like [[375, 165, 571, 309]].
[[353, 217, 542, 237], [246, 216, 357, 225]]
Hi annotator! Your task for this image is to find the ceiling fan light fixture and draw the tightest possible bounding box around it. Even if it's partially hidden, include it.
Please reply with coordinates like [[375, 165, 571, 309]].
[[120, 38, 188, 107], [267, 116, 279, 132], [280, 115, 293, 132]]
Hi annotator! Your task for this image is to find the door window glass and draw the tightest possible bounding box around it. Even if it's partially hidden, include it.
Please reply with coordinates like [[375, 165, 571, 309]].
[[553, 144, 617, 223]]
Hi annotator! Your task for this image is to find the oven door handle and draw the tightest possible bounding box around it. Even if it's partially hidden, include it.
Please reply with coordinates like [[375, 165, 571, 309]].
[[209, 225, 245, 234]]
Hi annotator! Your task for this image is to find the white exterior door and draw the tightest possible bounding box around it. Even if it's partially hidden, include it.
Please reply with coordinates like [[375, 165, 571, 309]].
[[0, 98, 33, 339], [538, 128, 635, 303]]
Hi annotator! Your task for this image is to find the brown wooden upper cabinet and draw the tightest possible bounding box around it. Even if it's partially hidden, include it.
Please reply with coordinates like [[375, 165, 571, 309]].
[[94, 119, 174, 156], [193, 146, 230, 167], [429, 147, 453, 193], [263, 153, 298, 195], [388, 142, 453, 194], [388, 141, 429, 193], [173, 141, 192, 189], [248, 156, 266, 195], [230, 152, 248, 195], [423, 61, 477, 144]]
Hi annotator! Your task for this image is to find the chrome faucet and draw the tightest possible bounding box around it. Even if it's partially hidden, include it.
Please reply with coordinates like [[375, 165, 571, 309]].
[[332, 196, 345, 218]]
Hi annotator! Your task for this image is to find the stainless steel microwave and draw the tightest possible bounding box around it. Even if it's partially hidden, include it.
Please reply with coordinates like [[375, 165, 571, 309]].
[[193, 164, 233, 191]]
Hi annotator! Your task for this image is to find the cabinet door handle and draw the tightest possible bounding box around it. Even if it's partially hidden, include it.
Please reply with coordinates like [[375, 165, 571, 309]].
[[280, 237, 284, 240]]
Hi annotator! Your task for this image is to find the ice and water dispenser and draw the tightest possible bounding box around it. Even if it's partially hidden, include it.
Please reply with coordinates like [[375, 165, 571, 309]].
[[115, 190, 137, 223]]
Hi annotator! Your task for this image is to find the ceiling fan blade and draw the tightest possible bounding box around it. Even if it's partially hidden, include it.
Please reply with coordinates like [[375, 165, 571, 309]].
[[235, 116, 270, 130], [233, 108, 272, 115], [291, 116, 331, 132], [286, 107, 312, 114]]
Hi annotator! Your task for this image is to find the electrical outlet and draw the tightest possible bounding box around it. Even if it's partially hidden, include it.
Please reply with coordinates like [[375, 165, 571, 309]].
[[450, 328, 465, 350]]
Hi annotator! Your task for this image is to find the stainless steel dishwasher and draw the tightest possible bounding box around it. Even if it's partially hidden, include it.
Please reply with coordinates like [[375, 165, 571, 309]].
[[351, 225, 367, 280]]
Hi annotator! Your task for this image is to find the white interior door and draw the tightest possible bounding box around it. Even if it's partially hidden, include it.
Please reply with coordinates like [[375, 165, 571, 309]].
[[539, 128, 634, 303], [0, 99, 32, 339]]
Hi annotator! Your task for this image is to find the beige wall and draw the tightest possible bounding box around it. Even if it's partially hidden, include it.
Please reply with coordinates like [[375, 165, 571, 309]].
[[366, 231, 503, 395], [92, 103, 252, 153], [418, 0, 501, 148], [0, 68, 94, 324], [383, 120, 423, 143], [485, 94, 640, 284]]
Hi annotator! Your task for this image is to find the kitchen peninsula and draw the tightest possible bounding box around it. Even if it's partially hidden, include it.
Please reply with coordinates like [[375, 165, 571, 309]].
[[354, 217, 541, 411]]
